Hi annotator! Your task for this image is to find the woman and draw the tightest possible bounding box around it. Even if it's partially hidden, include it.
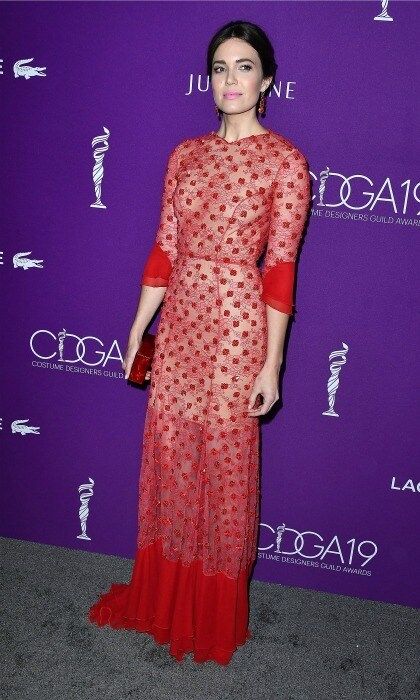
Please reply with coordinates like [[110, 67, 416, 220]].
[[88, 20, 311, 665]]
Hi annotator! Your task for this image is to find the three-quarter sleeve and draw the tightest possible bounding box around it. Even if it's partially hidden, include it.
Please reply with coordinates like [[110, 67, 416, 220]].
[[261, 148, 311, 315], [141, 144, 180, 287]]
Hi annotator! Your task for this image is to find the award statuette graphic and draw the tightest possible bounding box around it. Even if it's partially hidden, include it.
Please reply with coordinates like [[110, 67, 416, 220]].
[[317, 167, 330, 207], [374, 0, 393, 22], [90, 127, 110, 209], [77, 478, 95, 541], [322, 342, 349, 418], [274, 523, 287, 554], [58, 328, 66, 362]]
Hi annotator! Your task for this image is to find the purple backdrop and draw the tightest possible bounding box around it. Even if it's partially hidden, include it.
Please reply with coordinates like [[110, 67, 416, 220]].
[[1, 1, 418, 608]]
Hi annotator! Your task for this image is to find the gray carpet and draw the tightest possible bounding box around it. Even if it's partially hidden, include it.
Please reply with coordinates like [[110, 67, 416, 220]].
[[1, 536, 418, 700]]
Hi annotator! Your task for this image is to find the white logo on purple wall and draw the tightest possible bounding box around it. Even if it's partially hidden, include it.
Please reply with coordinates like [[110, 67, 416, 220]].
[[322, 342, 349, 418], [390, 477, 419, 494], [13, 58, 46, 79], [13, 252, 44, 269], [374, 0, 393, 22], [77, 478, 95, 541], [11, 419, 40, 435], [30, 329, 123, 371], [90, 127, 110, 210], [258, 522, 378, 574]]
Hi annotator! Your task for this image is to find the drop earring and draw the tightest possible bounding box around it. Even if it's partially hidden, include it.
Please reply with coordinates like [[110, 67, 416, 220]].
[[258, 92, 266, 115], [214, 103, 221, 119]]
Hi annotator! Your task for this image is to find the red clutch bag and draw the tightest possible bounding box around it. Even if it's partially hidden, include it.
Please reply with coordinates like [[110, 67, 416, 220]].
[[128, 332, 155, 385]]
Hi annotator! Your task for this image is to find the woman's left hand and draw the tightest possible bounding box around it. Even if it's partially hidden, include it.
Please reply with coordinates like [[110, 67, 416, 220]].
[[247, 364, 281, 417]]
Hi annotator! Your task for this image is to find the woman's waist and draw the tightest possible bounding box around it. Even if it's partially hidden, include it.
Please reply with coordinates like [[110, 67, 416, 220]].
[[175, 250, 259, 268]]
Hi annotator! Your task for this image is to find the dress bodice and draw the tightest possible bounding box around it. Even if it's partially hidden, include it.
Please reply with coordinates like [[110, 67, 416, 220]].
[[142, 129, 311, 315]]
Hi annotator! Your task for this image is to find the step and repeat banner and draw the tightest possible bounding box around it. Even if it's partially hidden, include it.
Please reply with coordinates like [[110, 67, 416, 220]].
[[1, 1, 418, 608]]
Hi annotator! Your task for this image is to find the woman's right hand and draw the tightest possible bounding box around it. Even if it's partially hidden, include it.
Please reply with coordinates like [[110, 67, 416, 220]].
[[122, 331, 143, 380]]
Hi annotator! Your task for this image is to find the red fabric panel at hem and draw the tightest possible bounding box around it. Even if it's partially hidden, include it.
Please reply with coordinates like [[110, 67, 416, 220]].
[[141, 242, 172, 287], [261, 261, 296, 315], [87, 537, 253, 666]]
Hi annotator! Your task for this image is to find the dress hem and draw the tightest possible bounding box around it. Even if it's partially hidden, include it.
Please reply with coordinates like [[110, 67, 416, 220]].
[[88, 597, 252, 665], [87, 537, 253, 666]]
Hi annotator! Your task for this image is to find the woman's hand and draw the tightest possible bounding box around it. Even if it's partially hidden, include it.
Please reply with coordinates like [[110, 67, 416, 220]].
[[247, 363, 281, 417], [122, 329, 143, 380]]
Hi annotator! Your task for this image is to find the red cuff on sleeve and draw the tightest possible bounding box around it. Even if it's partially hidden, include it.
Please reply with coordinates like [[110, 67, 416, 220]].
[[261, 261, 296, 315], [141, 242, 173, 287]]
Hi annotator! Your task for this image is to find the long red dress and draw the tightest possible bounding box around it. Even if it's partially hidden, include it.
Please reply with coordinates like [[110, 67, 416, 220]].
[[88, 128, 311, 664]]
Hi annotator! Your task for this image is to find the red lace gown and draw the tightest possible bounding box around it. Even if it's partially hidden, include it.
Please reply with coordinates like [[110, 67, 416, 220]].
[[88, 129, 311, 664]]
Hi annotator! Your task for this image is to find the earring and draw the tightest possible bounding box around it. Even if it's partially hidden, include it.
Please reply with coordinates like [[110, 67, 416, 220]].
[[258, 92, 266, 115]]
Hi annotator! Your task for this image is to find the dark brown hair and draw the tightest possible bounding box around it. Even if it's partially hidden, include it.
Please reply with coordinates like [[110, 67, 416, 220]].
[[206, 20, 277, 97]]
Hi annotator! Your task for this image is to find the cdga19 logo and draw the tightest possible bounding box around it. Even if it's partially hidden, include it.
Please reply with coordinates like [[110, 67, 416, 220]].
[[30, 329, 123, 367], [259, 522, 378, 569]]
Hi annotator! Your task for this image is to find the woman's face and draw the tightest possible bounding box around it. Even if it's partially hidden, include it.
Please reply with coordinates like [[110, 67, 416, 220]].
[[211, 37, 271, 116]]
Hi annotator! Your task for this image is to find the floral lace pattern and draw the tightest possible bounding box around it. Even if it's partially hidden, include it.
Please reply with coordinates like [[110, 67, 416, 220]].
[[139, 130, 311, 578]]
